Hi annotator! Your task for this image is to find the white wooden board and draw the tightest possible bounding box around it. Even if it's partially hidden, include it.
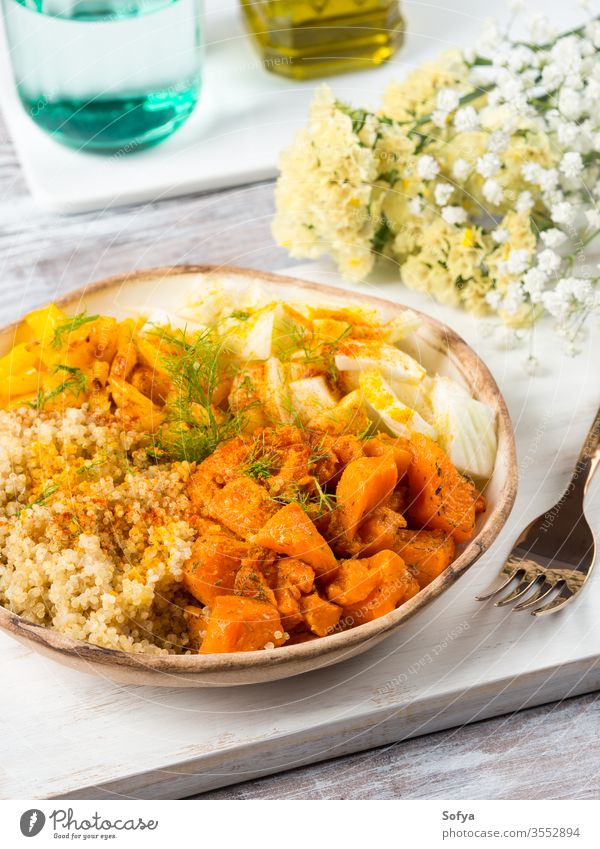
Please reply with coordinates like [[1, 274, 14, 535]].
[[1, 260, 599, 800], [0, 0, 582, 213]]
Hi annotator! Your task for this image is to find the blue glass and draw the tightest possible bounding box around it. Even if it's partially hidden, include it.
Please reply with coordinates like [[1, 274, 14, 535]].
[[2, 0, 203, 153]]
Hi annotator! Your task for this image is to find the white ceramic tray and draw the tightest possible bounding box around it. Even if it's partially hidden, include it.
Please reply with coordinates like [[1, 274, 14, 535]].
[[1, 260, 599, 799], [0, 0, 577, 213]]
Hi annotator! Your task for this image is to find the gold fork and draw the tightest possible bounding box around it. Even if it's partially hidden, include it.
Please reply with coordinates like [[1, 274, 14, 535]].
[[477, 405, 600, 616]]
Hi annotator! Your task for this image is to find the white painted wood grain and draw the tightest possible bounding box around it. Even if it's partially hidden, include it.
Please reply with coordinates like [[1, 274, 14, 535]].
[[0, 259, 598, 800]]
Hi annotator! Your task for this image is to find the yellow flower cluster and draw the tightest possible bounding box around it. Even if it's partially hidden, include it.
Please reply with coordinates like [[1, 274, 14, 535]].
[[272, 49, 571, 328]]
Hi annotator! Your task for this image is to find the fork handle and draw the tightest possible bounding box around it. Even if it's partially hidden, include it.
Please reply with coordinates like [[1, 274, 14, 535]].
[[567, 404, 600, 501]]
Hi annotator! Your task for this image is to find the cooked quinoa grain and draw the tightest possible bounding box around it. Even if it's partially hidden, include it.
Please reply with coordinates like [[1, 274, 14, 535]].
[[0, 406, 195, 654]]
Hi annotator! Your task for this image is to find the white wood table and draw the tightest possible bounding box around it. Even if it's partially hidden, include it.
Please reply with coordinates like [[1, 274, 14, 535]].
[[0, 118, 599, 800]]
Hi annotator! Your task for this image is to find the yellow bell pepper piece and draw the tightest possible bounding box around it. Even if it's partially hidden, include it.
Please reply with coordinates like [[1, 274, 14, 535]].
[[0, 343, 39, 380], [24, 304, 68, 346], [14, 321, 35, 345], [0, 368, 40, 400]]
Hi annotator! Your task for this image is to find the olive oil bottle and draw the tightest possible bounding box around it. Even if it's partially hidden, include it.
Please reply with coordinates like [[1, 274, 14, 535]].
[[241, 0, 404, 80]]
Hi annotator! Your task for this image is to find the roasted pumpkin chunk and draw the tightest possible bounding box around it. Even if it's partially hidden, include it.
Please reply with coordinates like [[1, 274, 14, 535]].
[[200, 596, 286, 653], [253, 502, 337, 578], [234, 560, 277, 606], [341, 550, 419, 626], [335, 453, 398, 538], [363, 436, 412, 477], [406, 432, 479, 543], [182, 534, 253, 607], [300, 591, 342, 637], [273, 558, 315, 629], [356, 504, 408, 556], [393, 528, 456, 588], [325, 558, 381, 607], [201, 475, 279, 540]]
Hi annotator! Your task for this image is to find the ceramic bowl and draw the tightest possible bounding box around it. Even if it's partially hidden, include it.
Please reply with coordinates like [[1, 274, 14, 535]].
[[0, 266, 517, 687]]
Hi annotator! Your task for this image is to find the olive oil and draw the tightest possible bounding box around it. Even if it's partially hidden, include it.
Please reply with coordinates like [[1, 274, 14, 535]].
[[241, 0, 404, 80]]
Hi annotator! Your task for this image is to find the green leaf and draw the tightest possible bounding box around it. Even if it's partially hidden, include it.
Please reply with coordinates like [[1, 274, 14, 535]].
[[372, 218, 395, 254]]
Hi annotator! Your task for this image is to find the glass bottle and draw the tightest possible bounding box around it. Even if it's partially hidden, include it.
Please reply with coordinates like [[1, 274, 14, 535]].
[[2, 0, 204, 153], [240, 0, 404, 80]]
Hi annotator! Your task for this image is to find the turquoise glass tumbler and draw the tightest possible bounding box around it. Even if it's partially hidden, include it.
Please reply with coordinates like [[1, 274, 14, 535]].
[[2, 0, 203, 153]]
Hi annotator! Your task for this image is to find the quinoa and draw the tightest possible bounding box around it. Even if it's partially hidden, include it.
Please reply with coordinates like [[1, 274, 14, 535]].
[[0, 405, 196, 654]]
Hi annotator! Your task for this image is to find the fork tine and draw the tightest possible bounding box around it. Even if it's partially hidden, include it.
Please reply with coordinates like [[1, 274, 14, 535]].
[[512, 581, 556, 611], [476, 567, 522, 601], [531, 583, 575, 616], [494, 575, 541, 607]]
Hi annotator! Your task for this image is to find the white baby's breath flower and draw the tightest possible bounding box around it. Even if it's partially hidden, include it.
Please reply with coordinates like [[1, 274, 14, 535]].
[[528, 13, 557, 45], [505, 249, 530, 275], [417, 155, 440, 181], [540, 228, 568, 248], [507, 45, 533, 73], [482, 179, 504, 206], [558, 87, 583, 121], [477, 153, 501, 178], [452, 159, 471, 181], [492, 227, 509, 244], [409, 197, 423, 216], [503, 281, 526, 314], [478, 18, 502, 55], [432, 110, 449, 129], [486, 289, 503, 309], [551, 200, 576, 226], [544, 277, 596, 319], [538, 168, 559, 193], [556, 121, 580, 147], [537, 248, 562, 274], [584, 208, 600, 229], [434, 183, 454, 206], [516, 191, 534, 213], [568, 277, 595, 306], [551, 36, 584, 77], [522, 268, 547, 303], [454, 106, 480, 132], [436, 88, 461, 113], [487, 131, 510, 154], [441, 205, 468, 225], [586, 20, 600, 49], [560, 151, 584, 179], [542, 289, 569, 319], [522, 162, 542, 184]]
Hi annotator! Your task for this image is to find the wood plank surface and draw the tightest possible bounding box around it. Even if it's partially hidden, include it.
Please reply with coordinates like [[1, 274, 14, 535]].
[[196, 692, 600, 800], [0, 112, 599, 801]]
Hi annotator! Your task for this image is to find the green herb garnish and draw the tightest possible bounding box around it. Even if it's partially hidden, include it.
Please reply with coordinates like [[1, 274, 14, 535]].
[[272, 478, 337, 519], [31, 364, 87, 411], [241, 440, 280, 481], [277, 320, 352, 382], [17, 480, 60, 516], [52, 312, 99, 349], [149, 325, 245, 464]]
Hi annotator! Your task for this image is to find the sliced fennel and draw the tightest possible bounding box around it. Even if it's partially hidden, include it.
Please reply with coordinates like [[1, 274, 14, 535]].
[[429, 376, 497, 479], [260, 358, 295, 424], [289, 376, 338, 424], [309, 389, 369, 435]]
